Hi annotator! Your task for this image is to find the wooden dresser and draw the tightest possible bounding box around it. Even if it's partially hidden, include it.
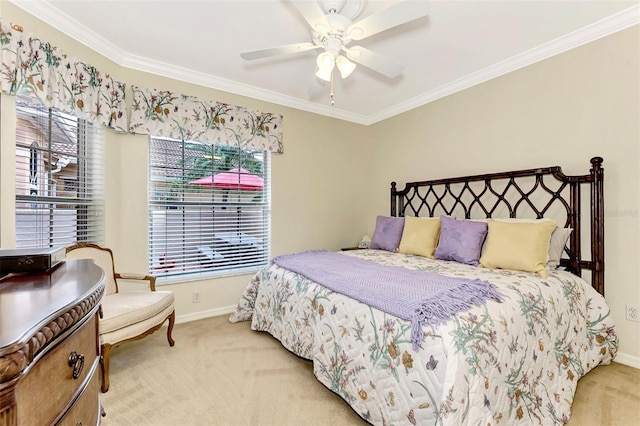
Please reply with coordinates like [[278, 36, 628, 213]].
[[0, 259, 105, 426]]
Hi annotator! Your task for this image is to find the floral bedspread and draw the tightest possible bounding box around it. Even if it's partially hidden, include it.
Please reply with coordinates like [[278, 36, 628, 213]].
[[230, 249, 617, 425]]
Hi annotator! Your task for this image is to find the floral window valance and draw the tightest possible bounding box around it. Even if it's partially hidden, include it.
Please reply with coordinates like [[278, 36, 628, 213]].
[[129, 86, 284, 154], [0, 19, 128, 132]]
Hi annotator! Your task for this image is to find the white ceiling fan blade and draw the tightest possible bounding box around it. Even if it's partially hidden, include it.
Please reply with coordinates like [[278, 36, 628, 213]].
[[345, 46, 403, 78], [290, 0, 331, 33], [241, 42, 320, 60], [347, 0, 430, 41]]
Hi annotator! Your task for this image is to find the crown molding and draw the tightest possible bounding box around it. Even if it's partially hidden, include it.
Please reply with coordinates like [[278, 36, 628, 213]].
[[9, 1, 640, 126]]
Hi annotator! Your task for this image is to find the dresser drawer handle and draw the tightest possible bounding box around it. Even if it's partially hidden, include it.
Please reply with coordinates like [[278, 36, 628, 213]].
[[68, 351, 85, 379]]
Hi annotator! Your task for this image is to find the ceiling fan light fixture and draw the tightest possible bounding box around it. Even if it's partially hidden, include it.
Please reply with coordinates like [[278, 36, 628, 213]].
[[336, 55, 356, 79], [315, 66, 333, 82], [316, 52, 336, 70]]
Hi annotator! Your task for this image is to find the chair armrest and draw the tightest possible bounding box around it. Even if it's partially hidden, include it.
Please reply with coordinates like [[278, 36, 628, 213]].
[[114, 272, 157, 291]]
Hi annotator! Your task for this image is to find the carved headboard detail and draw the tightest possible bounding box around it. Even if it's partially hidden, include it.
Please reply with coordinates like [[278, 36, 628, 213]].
[[391, 157, 605, 295]]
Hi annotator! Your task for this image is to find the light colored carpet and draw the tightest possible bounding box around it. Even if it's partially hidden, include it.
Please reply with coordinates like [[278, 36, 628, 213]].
[[101, 316, 640, 426]]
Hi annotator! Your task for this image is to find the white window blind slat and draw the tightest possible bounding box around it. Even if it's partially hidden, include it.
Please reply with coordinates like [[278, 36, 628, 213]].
[[148, 137, 270, 280], [14, 96, 105, 249]]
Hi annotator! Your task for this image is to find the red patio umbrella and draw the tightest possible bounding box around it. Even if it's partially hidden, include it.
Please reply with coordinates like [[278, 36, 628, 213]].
[[188, 168, 263, 191]]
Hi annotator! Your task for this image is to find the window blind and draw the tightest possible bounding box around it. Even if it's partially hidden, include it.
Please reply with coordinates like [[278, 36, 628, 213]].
[[148, 137, 271, 280], [15, 96, 105, 249]]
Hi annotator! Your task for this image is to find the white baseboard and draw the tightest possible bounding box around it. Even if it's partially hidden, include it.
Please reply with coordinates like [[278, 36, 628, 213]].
[[175, 305, 236, 324], [172, 309, 640, 371], [614, 351, 640, 369]]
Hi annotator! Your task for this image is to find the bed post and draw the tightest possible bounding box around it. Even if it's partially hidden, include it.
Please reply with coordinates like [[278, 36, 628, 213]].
[[590, 157, 605, 295], [391, 182, 397, 217], [569, 178, 582, 277]]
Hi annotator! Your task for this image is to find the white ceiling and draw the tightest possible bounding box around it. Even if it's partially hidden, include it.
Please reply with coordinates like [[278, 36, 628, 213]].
[[10, 0, 639, 125]]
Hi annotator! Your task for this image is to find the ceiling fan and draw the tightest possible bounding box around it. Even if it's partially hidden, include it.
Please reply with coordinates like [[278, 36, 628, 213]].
[[241, 0, 430, 83]]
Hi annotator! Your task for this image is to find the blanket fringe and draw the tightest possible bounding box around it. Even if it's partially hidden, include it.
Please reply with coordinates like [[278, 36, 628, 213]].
[[410, 279, 502, 350]]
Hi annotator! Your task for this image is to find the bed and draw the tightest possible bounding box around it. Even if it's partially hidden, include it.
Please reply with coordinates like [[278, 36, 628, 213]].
[[230, 157, 617, 425]]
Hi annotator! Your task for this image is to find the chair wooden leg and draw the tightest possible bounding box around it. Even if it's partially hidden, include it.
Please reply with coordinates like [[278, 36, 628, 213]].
[[167, 311, 176, 347], [100, 344, 112, 393]]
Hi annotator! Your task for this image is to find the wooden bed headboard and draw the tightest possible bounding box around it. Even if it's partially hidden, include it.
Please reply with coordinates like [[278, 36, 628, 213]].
[[390, 157, 605, 295]]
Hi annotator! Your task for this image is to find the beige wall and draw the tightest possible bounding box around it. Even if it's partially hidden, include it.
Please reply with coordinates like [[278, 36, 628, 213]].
[[0, 3, 638, 362], [367, 26, 640, 361]]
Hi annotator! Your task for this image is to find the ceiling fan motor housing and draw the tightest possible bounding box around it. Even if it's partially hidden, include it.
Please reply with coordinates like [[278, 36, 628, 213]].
[[323, 35, 344, 56]]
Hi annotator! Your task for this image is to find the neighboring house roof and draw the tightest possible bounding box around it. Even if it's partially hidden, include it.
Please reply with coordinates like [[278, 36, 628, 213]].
[[16, 97, 78, 157], [149, 138, 212, 179]]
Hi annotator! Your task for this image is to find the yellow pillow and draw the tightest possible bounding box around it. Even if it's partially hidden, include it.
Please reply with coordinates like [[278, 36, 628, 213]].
[[479, 219, 556, 277], [398, 217, 441, 258]]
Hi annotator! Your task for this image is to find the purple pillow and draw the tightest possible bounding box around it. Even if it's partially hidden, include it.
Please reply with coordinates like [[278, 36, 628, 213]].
[[370, 216, 405, 252], [434, 216, 487, 266]]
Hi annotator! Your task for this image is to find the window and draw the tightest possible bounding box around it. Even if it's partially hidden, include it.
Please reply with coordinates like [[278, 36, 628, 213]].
[[148, 137, 270, 280], [15, 96, 105, 248]]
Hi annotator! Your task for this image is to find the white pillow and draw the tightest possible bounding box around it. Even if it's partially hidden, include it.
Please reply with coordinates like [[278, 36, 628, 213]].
[[547, 227, 573, 269]]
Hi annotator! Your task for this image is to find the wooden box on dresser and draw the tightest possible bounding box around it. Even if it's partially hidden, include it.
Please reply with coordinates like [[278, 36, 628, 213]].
[[0, 259, 105, 426]]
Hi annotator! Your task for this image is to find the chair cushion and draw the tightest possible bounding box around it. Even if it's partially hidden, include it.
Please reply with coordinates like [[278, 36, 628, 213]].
[[100, 303, 174, 346], [100, 291, 175, 334]]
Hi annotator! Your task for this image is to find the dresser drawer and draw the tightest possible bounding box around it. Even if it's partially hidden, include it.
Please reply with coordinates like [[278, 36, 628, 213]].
[[57, 360, 101, 426], [15, 314, 99, 425]]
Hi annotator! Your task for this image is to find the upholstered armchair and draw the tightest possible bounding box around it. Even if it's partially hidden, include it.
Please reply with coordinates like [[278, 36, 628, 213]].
[[66, 243, 175, 392]]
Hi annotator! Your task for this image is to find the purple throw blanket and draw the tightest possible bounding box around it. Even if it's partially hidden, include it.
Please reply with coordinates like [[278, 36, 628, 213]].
[[273, 250, 502, 350]]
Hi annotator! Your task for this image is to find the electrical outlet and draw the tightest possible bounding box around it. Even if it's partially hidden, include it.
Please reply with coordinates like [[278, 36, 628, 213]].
[[626, 304, 639, 322], [192, 291, 201, 303]]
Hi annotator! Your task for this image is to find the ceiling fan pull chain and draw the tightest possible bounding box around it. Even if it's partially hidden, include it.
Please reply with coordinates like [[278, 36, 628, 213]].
[[330, 72, 335, 107]]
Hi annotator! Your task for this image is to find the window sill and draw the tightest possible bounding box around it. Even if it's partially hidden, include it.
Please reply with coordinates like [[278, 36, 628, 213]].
[[154, 265, 264, 285]]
